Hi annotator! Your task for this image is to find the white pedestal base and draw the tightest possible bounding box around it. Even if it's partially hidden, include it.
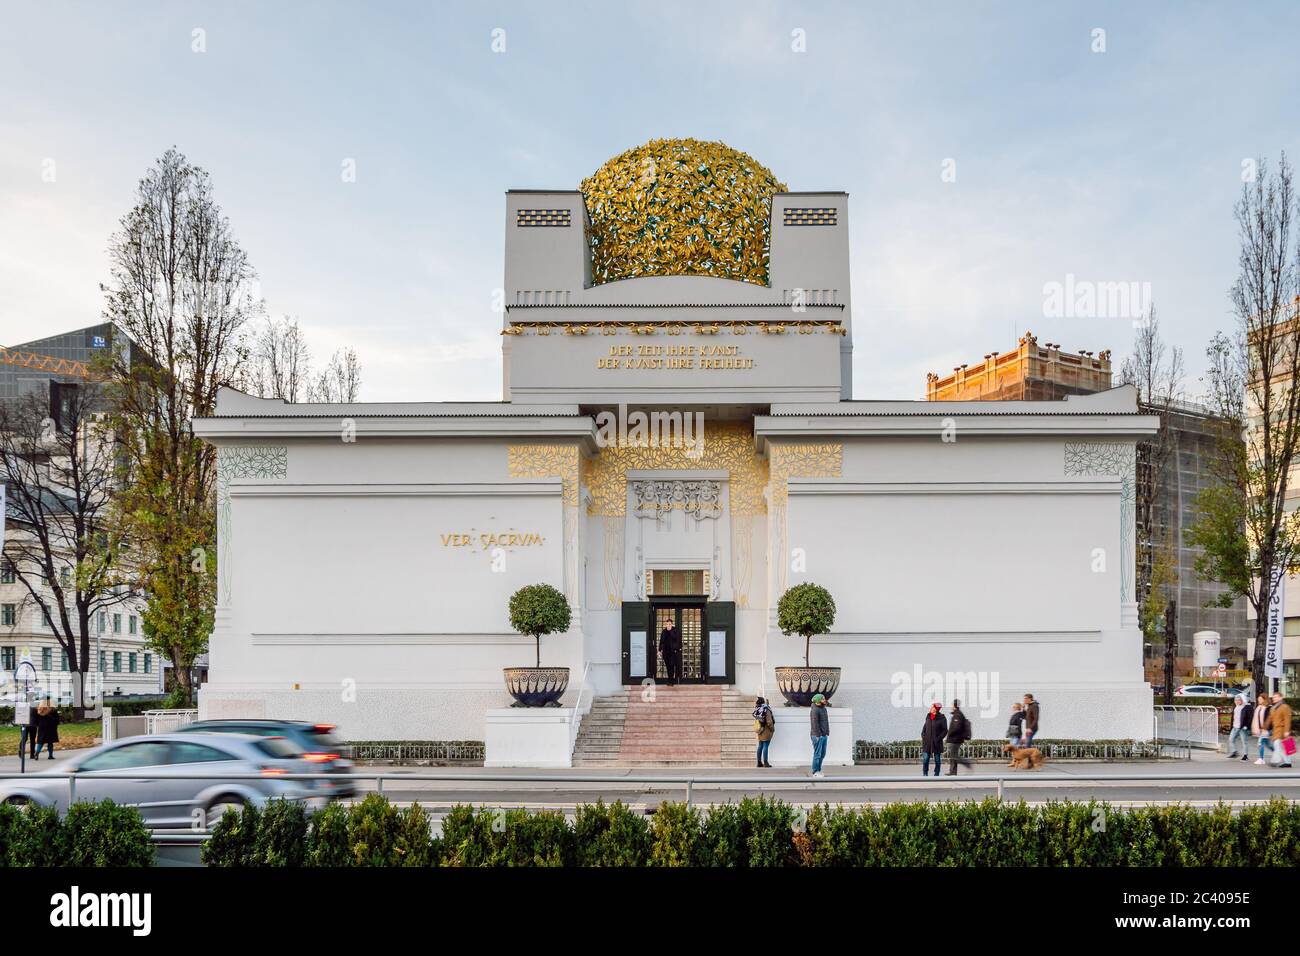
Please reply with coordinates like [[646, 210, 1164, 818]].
[[766, 707, 855, 768], [483, 707, 583, 768]]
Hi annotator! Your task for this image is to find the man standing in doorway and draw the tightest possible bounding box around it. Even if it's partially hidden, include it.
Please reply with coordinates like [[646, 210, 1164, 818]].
[[659, 619, 681, 685], [809, 693, 830, 777]]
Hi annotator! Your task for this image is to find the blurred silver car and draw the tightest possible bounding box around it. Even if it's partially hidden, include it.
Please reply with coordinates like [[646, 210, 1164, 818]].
[[0, 732, 325, 829]]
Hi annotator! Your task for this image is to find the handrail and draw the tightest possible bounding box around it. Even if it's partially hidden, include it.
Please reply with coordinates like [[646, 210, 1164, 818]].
[[568, 660, 593, 755], [5, 769, 1298, 811]]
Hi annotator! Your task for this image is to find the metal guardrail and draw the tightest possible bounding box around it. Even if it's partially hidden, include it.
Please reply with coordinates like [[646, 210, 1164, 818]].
[[1153, 705, 1221, 750], [5, 769, 1300, 812]]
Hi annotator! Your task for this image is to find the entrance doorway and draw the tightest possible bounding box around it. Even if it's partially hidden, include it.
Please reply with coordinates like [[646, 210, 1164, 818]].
[[620, 600, 735, 685], [654, 603, 705, 683]]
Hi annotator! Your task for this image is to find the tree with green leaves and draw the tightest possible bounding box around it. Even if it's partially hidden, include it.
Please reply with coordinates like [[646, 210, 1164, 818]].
[[99, 148, 259, 704], [1188, 153, 1300, 692], [777, 582, 836, 667], [508, 583, 571, 667]]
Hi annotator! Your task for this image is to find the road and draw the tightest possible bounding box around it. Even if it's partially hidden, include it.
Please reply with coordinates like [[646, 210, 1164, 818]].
[[8, 746, 1298, 812]]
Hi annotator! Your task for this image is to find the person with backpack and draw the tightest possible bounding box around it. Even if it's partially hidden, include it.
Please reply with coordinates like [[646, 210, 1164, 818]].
[[1006, 702, 1026, 746], [753, 696, 775, 768], [944, 699, 973, 775], [920, 701, 947, 777]]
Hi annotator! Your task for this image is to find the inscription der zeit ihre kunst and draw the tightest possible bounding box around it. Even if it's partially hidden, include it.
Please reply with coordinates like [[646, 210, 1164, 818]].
[[597, 343, 755, 370]]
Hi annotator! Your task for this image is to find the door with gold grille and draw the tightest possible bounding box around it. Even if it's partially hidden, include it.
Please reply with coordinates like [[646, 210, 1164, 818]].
[[653, 603, 705, 683]]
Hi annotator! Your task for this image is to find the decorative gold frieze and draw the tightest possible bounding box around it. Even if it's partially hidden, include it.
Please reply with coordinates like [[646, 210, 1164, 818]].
[[501, 319, 845, 337], [769, 443, 843, 503], [586, 420, 768, 517], [507, 444, 581, 506]]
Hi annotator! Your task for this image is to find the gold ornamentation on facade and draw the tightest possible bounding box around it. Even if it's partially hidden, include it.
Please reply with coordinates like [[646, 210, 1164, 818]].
[[580, 138, 787, 287], [586, 420, 768, 517], [507, 444, 581, 506], [732, 514, 755, 609], [769, 443, 843, 503], [501, 319, 845, 337]]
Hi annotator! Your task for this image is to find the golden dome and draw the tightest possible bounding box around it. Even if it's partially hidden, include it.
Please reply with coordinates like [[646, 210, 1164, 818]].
[[580, 138, 787, 287]]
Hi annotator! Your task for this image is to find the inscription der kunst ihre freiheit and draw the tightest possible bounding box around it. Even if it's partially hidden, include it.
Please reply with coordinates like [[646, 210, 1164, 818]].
[[597, 343, 755, 370]]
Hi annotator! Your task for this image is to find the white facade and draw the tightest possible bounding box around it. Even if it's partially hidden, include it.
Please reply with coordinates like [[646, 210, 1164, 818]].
[[194, 172, 1157, 747]]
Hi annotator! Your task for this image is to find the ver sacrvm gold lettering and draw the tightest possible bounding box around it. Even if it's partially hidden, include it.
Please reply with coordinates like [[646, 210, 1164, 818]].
[[440, 532, 546, 549]]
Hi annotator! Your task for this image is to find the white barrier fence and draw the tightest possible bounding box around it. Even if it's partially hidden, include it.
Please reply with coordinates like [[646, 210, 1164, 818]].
[[101, 707, 197, 743], [1153, 705, 1220, 750]]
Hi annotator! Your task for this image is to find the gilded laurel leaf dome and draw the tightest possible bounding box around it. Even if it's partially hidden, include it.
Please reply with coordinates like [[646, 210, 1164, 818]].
[[580, 138, 787, 287]]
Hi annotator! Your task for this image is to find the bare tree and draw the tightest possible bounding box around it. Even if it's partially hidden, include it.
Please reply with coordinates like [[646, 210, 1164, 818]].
[[310, 347, 362, 403], [1188, 153, 1300, 692], [0, 382, 132, 714], [250, 316, 312, 402], [1119, 307, 1185, 691], [100, 147, 259, 704]]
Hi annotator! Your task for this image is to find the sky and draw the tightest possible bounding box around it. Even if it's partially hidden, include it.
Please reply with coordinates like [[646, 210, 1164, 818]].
[[2, 0, 1298, 402]]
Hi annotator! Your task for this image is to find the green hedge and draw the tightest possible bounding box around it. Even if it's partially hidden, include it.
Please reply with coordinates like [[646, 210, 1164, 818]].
[[855, 739, 1172, 761], [0, 697, 166, 724], [0, 800, 153, 867], [201, 795, 1300, 867]]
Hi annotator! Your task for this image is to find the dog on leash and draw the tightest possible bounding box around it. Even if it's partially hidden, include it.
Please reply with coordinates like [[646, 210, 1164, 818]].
[[1002, 742, 1045, 770]]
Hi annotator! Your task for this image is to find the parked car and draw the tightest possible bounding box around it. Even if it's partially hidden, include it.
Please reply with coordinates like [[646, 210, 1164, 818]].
[[0, 733, 326, 828], [179, 719, 356, 797], [1174, 684, 1230, 697]]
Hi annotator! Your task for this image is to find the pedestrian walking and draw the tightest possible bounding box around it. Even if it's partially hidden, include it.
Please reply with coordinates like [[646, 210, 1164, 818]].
[[17, 696, 38, 761], [809, 693, 830, 777], [753, 696, 775, 768], [944, 699, 973, 775], [920, 702, 947, 777], [1228, 694, 1253, 759], [1253, 693, 1273, 765], [34, 700, 60, 760], [1006, 702, 1026, 747], [1021, 693, 1040, 746], [1268, 692, 1294, 768]]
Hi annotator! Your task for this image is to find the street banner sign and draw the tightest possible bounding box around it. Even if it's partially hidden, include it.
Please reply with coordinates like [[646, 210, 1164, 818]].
[[1265, 565, 1286, 680]]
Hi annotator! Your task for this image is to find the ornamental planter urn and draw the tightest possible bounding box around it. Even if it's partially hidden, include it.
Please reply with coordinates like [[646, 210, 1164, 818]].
[[774, 666, 841, 707], [775, 582, 839, 707], [504, 583, 572, 708], [502, 666, 570, 708]]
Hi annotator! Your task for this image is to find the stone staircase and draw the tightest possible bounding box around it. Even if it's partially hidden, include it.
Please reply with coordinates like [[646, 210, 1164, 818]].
[[572, 685, 760, 767]]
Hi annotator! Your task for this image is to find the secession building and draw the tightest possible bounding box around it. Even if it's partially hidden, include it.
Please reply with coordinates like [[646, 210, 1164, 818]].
[[193, 140, 1157, 754]]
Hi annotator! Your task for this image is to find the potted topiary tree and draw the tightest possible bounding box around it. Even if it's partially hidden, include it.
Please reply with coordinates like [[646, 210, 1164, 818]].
[[503, 583, 573, 707], [774, 582, 839, 706]]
